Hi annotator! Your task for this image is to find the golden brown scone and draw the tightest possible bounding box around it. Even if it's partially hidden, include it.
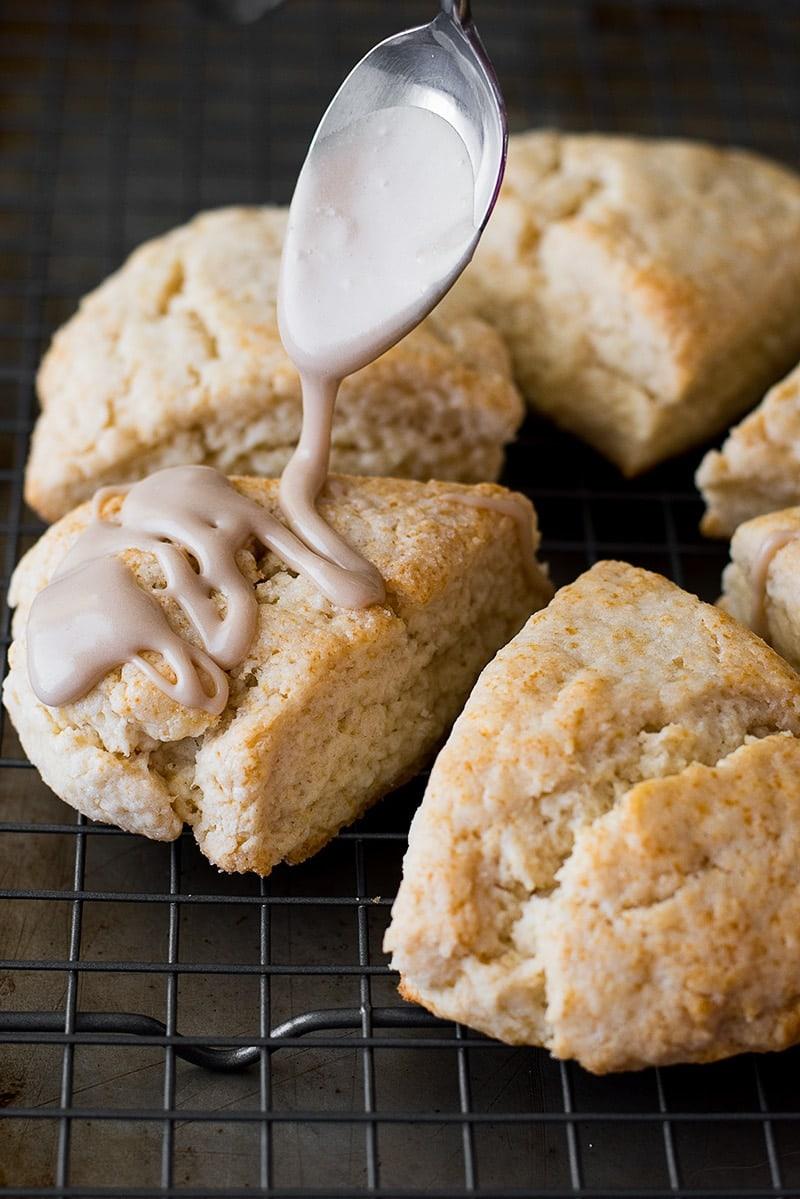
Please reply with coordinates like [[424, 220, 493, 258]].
[[26, 207, 524, 522], [4, 475, 551, 875], [698, 363, 800, 537], [385, 561, 800, 1073], [719, 505, 800, 672], [443, 131, 800, 475]]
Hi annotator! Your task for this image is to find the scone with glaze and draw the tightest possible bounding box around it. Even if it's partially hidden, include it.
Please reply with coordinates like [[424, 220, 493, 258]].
[[719, 505, 800, 673], [26, 207, 524, 522], [385, 561, 800, 1073], [444, 131, 800, 475], [4, 475, 550, 875], [698, 363, 800, 537]]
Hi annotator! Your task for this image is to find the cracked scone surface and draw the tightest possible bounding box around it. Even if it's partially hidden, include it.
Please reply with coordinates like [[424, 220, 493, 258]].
[[443, 131, 800, 475], [4, 475, 551, 875], [385, 561, 800, 1073], [719, 505, 800, 673], [26, 206, 524, 522], [698, 363, 800, 537]]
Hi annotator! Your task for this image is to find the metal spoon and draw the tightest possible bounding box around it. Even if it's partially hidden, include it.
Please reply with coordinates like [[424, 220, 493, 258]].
[[302, 0, 507, 292]]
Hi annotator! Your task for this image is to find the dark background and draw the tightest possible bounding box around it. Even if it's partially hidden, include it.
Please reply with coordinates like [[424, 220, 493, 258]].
[[1, 2, 800, 1196]]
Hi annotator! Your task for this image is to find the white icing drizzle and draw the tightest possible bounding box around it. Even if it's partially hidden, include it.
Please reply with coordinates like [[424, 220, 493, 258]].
[[277, 104, 478, 609], [27, 466, 383, 714]]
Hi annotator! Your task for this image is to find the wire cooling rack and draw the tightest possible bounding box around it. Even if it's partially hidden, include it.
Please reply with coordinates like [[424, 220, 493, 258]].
[[2, 0, 800, 1195]]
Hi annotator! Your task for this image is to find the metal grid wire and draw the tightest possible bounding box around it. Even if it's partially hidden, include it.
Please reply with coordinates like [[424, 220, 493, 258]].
[[2, 0, 800, 1195]]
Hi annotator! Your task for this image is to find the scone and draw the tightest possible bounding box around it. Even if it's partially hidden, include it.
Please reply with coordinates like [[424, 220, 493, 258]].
[[4, 475, 551, 875], [719, 505, 800, 672], [698, 363, 800, 537], [385, 561, 800, 1073], [26, 207, 524, 522], [443, 131, 800, 475]]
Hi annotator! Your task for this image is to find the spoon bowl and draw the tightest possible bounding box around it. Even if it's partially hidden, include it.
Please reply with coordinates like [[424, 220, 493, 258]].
[[306, 0, 506, 261]]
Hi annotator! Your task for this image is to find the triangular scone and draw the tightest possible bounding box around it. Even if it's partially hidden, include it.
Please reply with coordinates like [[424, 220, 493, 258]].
[[443, 131, 800, 476], [4, 476, 550, 875], [385, 561, 800, 1073], [720, 505, 800, 672], [25, 207, 523, 523], [698, 363, 800, 537]]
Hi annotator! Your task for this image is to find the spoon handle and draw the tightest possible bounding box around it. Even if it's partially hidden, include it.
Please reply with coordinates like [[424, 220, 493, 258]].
[[441, 0, 471, 24]]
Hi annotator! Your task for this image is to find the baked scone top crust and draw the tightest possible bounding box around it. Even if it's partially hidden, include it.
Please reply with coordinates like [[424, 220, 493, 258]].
[[5, 475, 550, 875], [27, 207, 523, 521], [446, 130, 800, 473], [719, 504, 800, 674], [698, 362, 800, 537], [385, 561, 800, 1072]]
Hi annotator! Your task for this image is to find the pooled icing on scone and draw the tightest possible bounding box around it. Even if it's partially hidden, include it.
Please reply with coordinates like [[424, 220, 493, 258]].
[[26, 465, 382, 714], [750, 527, 800, 638], [278, 106, 479, 568]]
